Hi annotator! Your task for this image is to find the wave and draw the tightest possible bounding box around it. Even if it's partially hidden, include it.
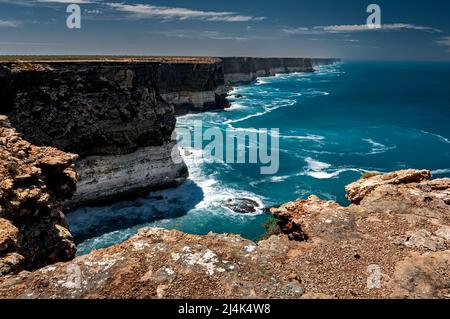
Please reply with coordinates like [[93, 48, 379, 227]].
[[180, 147, 265, 215], [305, 157, 331, 171], [363, 138, 397, 155], [226, 102, 247, 111], [68, 145, 267, 254], [224, 111, 268, 125], [301, 89, 330, 97], [432, 168, 450, 175], [303, 157, 364, 180], [255, 78, 270, 85], [279, 134, 325, 141], [305, 169, 361, 179], [421, 130, 450, 144], [224, 99, 296, 126]]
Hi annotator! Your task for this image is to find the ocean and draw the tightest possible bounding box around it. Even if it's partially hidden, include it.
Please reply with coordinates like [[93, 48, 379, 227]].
[[67, 61, 450, 255]]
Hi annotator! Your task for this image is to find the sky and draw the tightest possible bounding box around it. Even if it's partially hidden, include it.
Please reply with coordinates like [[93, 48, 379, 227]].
[[0, 0, 450, 60]]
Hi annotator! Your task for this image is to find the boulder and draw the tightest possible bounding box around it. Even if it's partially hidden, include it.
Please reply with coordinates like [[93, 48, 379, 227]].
[[222, 198, 261, 214]]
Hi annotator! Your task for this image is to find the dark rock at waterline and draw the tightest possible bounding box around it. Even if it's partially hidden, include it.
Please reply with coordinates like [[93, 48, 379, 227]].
[[235, 94, 244, 99], [222, 198, 261, 214]]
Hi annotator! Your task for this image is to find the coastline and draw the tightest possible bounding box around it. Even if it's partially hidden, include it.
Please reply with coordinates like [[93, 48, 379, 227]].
[[0, 56, 339, 209], [2, 58, 449, 299]]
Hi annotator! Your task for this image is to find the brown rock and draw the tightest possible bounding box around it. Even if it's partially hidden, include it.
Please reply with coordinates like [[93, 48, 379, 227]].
[[0, 169, 448, 299], [345, 169, 431, 204], [390, 251, 450, 299], [0, 218, 18, 252], [0, 119, 78, 275]]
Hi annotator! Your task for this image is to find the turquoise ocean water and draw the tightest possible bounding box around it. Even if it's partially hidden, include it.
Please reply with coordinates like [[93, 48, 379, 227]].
[[67, 61, 450, 255]]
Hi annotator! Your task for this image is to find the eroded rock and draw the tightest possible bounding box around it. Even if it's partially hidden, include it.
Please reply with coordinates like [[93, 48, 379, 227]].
[[345, 169, 431, 204], [0, 118, 77, 274]]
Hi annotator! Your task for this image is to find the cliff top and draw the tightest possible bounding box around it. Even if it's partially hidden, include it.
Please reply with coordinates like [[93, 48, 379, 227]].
[[0, 56, 221, 64], [0, 56, 340, 63]]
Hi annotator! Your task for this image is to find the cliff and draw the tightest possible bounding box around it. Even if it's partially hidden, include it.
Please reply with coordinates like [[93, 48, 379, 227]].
[[157, 59, 229, 114], [0, 56, 338, 207], [221, 57, 340, 85], [0, 59, 195, 207], [0, 170, 448, 299], [0, 116, 77, 275]]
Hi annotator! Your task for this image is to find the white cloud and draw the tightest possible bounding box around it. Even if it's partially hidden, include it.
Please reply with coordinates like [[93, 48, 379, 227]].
[[147, 29, 248, 41], [283, 23, 442, 35], [106, 3, 265, 22], [0, 41, 62, 45], [436, 36, 450, 52], [36, 0, 94, 3], [437, 36, 450, 46], [0, 20, 19, 27]]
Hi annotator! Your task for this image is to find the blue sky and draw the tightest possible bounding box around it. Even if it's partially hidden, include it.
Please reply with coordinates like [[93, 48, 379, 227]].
[[1, 0, 450, 60]]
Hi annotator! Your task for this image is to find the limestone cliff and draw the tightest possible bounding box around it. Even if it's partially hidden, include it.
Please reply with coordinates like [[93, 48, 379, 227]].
[[221, 57, 339, 85], [0, 59, 192, 207], [157, 59, 229, 114], [0, 56, 339, 207], [0, 116, 77, 275], [1, 170, 448, 299]]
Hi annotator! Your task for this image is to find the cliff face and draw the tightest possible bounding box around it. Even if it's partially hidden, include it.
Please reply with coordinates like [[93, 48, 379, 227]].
[[157, 59, 229, 114], [0, 60, 192, 207], [0, 57, 339, 208], [1, 170, 448, 299], [0, 116, 77, 275], [221, 57, 339, 85]]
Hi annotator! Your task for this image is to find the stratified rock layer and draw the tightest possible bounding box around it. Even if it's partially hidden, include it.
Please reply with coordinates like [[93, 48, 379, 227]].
[[0, 116, 77, 275], [0, 169, 448, 298], [221, 57, 340, 84]]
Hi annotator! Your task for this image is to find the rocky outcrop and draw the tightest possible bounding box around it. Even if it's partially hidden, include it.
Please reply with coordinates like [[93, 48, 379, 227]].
[[0, 228, 305, 299], [0, 169, 448, 298], [221, 57, 340, 85], [270, 169, 450, 298], [0, 116, 77, 275]]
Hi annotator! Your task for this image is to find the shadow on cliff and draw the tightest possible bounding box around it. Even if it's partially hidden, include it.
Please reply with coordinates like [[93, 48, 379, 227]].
[[65, 180, 204, 245]]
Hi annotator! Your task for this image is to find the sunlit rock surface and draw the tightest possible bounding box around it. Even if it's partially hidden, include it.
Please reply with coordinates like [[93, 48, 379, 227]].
[[1, 169, 448, 299]]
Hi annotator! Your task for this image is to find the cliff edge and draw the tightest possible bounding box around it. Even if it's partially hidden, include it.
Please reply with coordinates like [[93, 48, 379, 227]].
[[1, 169, 448, 298]]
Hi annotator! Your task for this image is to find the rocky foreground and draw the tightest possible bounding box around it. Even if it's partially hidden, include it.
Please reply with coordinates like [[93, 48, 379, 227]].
[[0, 168, 448, 299]]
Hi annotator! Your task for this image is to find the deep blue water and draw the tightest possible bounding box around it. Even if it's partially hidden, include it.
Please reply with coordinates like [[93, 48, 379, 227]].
[[67, 61, 450, 255]]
